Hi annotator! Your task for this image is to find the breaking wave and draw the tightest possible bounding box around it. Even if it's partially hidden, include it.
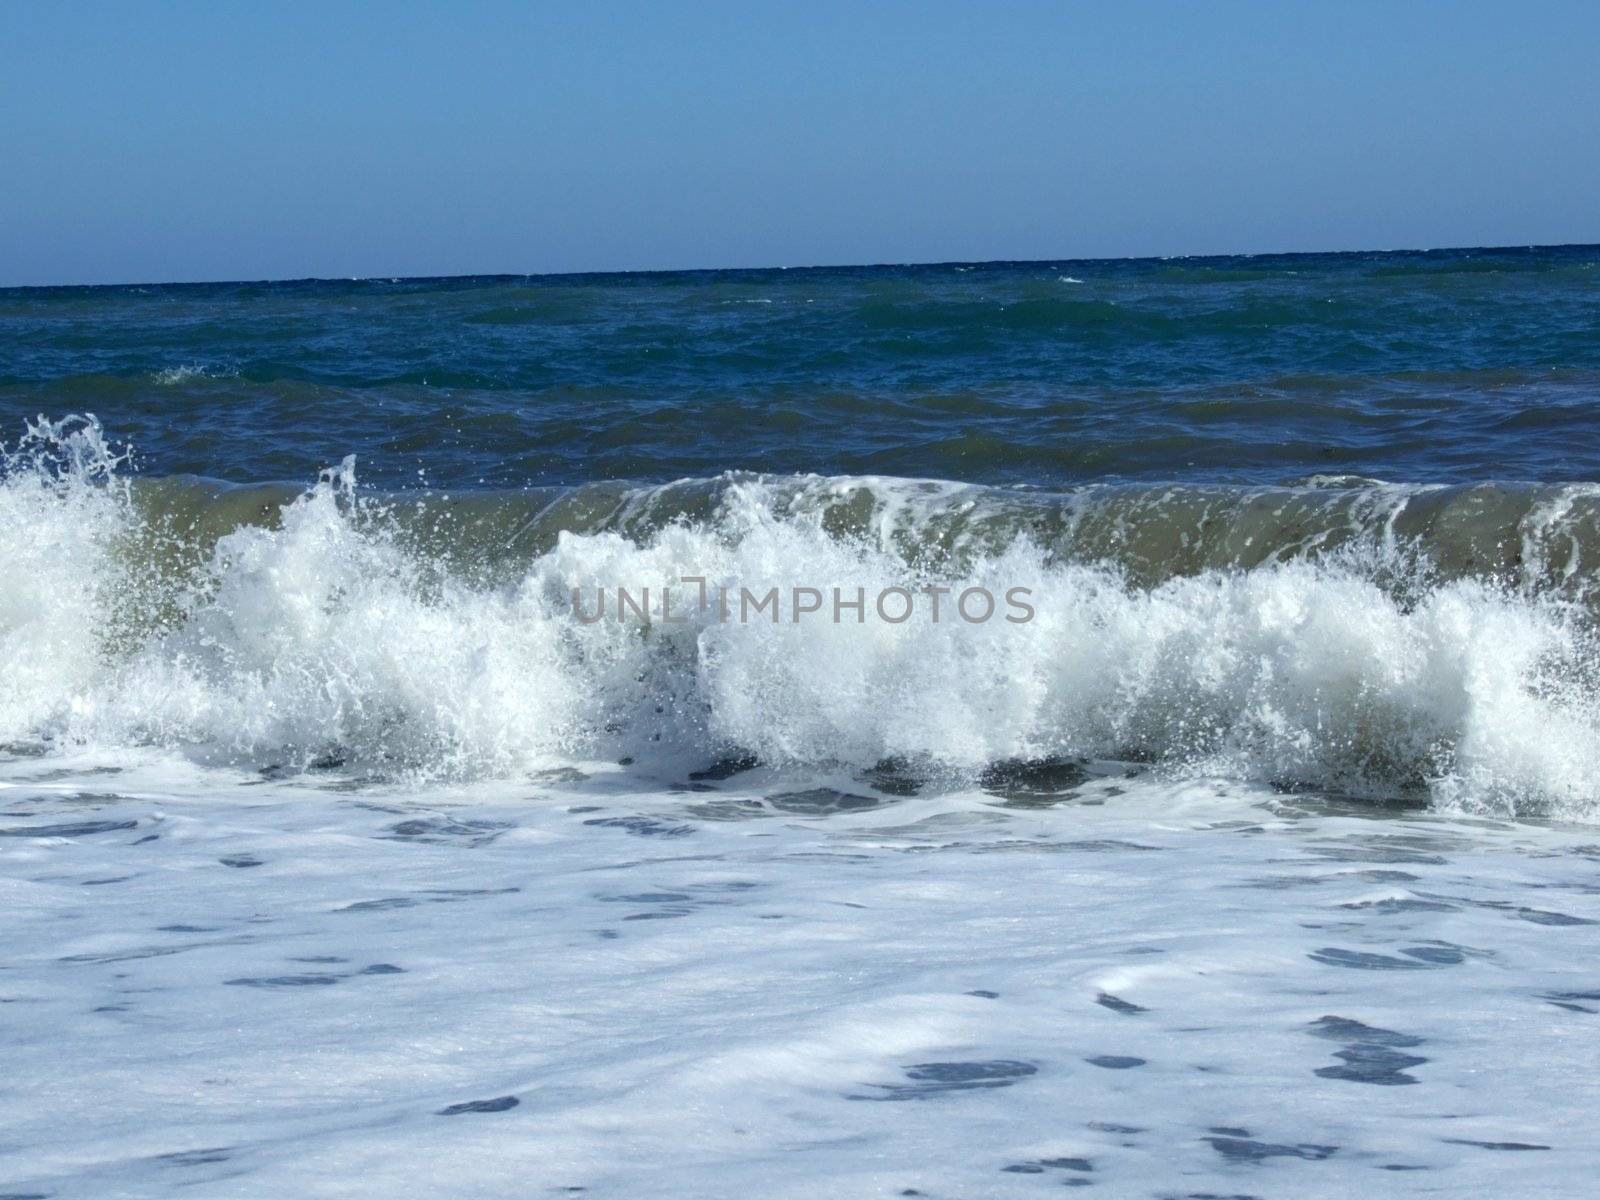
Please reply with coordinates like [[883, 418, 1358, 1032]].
[[5, 415, 1600, 818]]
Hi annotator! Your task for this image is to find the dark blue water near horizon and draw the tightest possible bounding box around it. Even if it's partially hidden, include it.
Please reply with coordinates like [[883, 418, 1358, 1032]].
[[2, 243, 1597, 490]]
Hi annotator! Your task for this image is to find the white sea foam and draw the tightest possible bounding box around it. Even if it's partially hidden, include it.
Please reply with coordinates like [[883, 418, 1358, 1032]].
[[0, 415, 131, 743], [5, 418, 1600, 1198], [2, 761, 1596, 1197], [152, 363, 237, 385], [4, 417, 1600, 818]]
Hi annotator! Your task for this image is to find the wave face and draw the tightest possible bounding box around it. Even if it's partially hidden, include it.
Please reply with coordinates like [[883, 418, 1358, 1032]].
[[7, 415, 1600, 819]]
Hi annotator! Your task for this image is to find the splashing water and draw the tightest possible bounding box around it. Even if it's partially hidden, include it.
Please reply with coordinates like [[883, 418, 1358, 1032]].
[[2, 415, 1599, 817]]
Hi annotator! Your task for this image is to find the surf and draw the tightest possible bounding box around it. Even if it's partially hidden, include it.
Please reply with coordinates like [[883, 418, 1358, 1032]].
[[5, 414, 1600, 819]]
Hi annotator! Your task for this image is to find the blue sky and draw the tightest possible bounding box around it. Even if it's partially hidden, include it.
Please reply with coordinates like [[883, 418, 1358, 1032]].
[[2, 1, 1596, 285]]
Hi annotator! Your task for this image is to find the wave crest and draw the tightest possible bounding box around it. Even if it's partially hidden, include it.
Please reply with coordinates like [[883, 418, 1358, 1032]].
[[4, 416, 1600, 818]]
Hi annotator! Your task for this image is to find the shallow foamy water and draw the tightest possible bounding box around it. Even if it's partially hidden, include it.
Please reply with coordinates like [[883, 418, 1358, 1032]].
[[4, 755, 1599, 1198]]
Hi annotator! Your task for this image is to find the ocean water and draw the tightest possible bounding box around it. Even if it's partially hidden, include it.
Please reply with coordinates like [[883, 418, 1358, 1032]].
[[5, 247, 1600, 1197]]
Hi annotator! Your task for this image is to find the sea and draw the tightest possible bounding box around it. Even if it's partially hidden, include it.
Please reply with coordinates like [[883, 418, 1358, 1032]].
[[3, 246, 1600, 1197]]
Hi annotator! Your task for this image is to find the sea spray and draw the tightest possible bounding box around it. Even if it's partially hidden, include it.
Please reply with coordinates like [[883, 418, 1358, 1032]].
[[5, 416, 1600, 816], [0, 415, 132, 744]]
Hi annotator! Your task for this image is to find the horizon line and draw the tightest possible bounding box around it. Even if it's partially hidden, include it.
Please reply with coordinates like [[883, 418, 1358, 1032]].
[[5, 240, 1595, 293]]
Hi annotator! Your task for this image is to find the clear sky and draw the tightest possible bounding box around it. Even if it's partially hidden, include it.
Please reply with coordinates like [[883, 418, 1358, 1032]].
[[2, 0, 1596, 286]]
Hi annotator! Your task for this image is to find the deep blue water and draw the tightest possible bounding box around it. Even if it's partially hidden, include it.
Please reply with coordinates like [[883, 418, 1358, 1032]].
[[2, 244, 1597, 488]]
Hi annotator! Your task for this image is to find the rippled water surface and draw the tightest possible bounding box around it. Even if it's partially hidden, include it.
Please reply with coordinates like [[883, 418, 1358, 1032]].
[[4, 245, 1598, 486]]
